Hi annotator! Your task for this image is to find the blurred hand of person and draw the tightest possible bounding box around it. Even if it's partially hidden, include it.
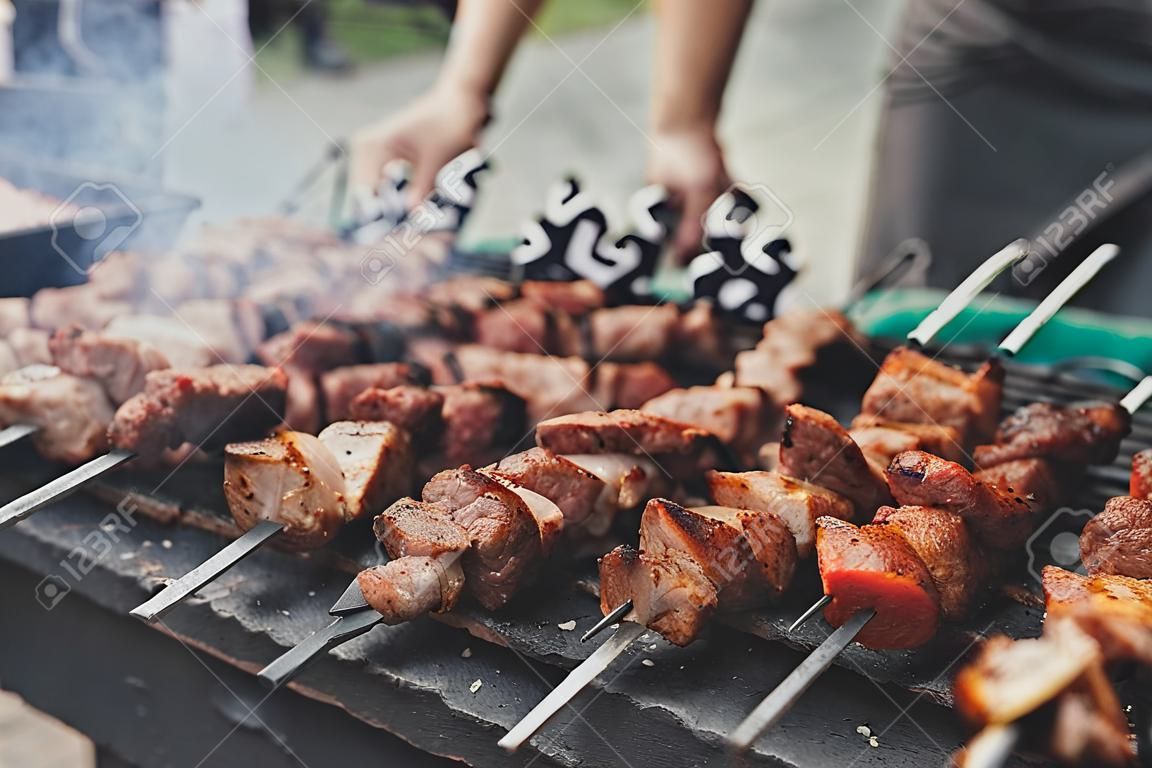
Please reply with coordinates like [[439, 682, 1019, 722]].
[[351, 82, 489, 209], [647, 124, 731, 263]]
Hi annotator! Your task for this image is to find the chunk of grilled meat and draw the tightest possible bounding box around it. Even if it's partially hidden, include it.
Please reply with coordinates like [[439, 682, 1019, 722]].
[[1131, 448, 1152, 499], [586, 304, 679, 362], [451, 345, 599, 422], [48, 325, 170, 405], [1045, 661, 1135, 768], [1080, 495, 1152, 579], [973, 401, 1131, 467], [594, 361, 677, 409], [860, 347, 1003, 444], [691, 505, 798, 602], [639, 499, 794, 609], [873, 506, 984, 621], [814, 516, 940, 649], [887, 451, 1035, 550], [256, 321, 360, 371], [560, 453, 664, 533], [520, 279, 605, 315], [973, 458, 1067, 515], [357, 556, 467, 623], [320, 363, 425, 422], [317, 421, 412, 519], [109, 365, 288, 455], [484, 448, 607, 529], [422, 468, 543, 610], [439, 383, 526, 466], [848, 416, 964, 469], [536, 409, 710, 458], [473, 298, 551, 355], [348, 385, 445, 442], [0, 366, 115, 464], [224, 431, 348, 551], [707, 470, 853, 557], [598, 544, 718, 647], [1043, 566, 1152, 666], [642, 386, 780, 465], [778, 404, 892, 515], [372, 498, 469, 560]]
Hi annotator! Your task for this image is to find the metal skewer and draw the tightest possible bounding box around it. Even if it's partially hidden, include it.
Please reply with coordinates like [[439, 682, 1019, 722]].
[[130, 521, 285, 622], [258, 608, 385, 688], [787, 594, 831, 633], [0, 424, 38, 450], [0, 449, 136, 531], [581, 600, 632, 643]]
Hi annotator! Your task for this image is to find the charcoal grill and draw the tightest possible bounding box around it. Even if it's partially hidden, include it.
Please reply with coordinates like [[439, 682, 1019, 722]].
[[0, 341, 1147, 768]]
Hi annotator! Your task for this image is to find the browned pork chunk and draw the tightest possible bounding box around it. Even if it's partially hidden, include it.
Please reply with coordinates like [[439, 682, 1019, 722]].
[[1079, 495, 1152, 579], [357, 556, 466, 623], [873, 505, 984, 621], [594, 361, 677, 410], [973, 458, 1066, 514], [642, 386, 779, 464], [586, 303, 679, 362], [778, 404, 892, 515], [484, 448, 607, 528], [372, 498, 469, 561], [439, 383, 526, 466], [0, 366, 115, 463], [707, 470, 853, 557], [422, 468, 543, 610], [320, 363, 425, 422], [109, 365, 288, 455], [536, 409, 709, 457], [348, 385, 445, 438], [860, 347, 1003, 444], [887, 451, 1034, 550], [49, 325, 171, 404], [848, 416, 964, 469], [520, 279, 605, 315], [1043, 565, 1152, 665], [973, 401, 1131, 467], [224, 431, 348, 551], [318, 421, 412, 519], [452, 345, 599, 422], [1133, 448, 1152, 499], [690, 504, 798, 602], [598, 544, 718, 647]]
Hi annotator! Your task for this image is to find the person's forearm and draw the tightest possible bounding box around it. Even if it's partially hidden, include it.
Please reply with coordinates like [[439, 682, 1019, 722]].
[[650, 0, 752, 132], [435, 0, 547, 98]]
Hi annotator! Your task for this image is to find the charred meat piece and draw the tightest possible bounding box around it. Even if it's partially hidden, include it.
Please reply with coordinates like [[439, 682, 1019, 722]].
[[1043, 565, 1152, 665], [439, 383, 527, 466], [1080, 495, 1152, 579], [49, 325, 171, 405], [973, 401, 1131, 467], [1130, 448, 1152, 499], [860, 347, 1003, 444], [320, 363, 425, 422], [848, 416, 964, 469], [348, 385, 445, 441], [598, 544, 718, 647], [814, 516, 940, 649], [485, 448, 607, 529], [372, 497, 469, 560], [0, 366, 115, 464], [318, 421, 412, 519], [873, 505, 984, 621], [422, 468, 543, 610], [639, 499, 786, 609], [973, 458, 1067, 514], [707, 470, 853, 557], [692, 505, 798, 601], [109, 365, 288, 455], [642, 386, 779, 464], [357, 556, 467, 623], [536, 409, 709, 458], [778, 404, 892, 516], [887, 451, 1035, 550], [224, 431, 348, 551]]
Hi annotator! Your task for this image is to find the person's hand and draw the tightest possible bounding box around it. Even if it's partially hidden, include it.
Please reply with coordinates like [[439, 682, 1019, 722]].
[[351, 82, 490, 209], [646, 125, 731, 263]]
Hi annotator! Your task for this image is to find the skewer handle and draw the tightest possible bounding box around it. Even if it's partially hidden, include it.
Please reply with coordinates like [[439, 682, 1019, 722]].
[[498, 621, 647, 752], [997, 243, 1119, 357], [728, 608, 876, 753], [907, 239, 1029, 347], [257, 610, 383, 689], [129, 521, 285, 623], [0, 424, 38, 450], [1121, 376, 1152, 415], [0, 449, 136, 531]]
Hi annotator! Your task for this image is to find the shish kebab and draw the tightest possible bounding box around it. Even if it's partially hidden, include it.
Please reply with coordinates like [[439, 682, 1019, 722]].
[[255, 409, 721, 687], [496, 240, 1108, 751], [955, 454, 1152, 768], [731, 387, 1149, 743]]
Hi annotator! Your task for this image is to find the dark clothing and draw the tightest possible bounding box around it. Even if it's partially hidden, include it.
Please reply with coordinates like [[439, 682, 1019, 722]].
[[861, 0, 1152, 317]]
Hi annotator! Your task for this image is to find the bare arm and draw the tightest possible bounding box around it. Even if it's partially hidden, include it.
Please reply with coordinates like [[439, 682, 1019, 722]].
[[648, 0, 753, 260], [352, 0, 546, 202]]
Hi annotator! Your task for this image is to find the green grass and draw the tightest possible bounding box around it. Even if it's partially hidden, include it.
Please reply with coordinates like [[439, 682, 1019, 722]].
[[254, 0, 646, 77]]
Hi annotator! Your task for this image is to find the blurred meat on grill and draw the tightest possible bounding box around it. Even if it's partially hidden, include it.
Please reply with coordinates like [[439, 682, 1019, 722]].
[[973, 401, 1131, 467], [1129, 447, 1152, 499], [1079, 495, 1152, 579], [48, 325, 171, 405], [0, 365, 115, 463]]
